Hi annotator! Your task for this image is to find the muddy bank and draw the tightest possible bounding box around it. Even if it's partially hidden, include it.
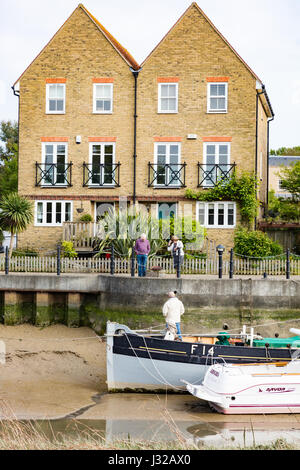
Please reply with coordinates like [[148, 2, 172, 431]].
[[0, 324, 106, 420]]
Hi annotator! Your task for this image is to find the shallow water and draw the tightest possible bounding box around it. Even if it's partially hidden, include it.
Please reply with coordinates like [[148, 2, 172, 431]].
[[2, 322, 300, 449], [5, 394, 300, 449]]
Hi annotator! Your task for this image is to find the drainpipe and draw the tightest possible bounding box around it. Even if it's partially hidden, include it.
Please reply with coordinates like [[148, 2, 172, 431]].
[[130, 67, 142, 207], [11, 84, 20, 250], [255, 86, 265, 229], [266, 115, 275, 212]]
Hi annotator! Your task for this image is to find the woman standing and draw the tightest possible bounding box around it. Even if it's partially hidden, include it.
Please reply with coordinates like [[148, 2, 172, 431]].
[[134, 233, 150, 277], [167, 235, 184, 271]]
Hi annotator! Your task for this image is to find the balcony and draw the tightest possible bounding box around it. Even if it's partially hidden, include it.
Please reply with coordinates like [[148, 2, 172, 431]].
[[35, 162, 73, 187], [198, 163, 236, 188], [83, 162, 121, 187], [148, 162, 186, 188]]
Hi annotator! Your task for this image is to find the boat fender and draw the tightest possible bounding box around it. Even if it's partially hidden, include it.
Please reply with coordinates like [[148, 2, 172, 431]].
[[164, 331, 175, 341], [290, 328, 300, 336]]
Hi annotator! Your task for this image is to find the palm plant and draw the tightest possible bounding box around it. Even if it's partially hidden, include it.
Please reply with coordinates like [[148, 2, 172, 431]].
[[0, 193, 33, 257], [93, 210, 206, 258], [94, 209, 170, 258]]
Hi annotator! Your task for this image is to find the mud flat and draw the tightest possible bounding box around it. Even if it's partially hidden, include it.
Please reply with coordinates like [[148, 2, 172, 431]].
[[0, 324, 106, 420]]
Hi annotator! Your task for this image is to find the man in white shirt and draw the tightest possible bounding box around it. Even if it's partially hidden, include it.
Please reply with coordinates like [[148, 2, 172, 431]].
[[162, 291, 185, 340], [167, 236, 184, 271]]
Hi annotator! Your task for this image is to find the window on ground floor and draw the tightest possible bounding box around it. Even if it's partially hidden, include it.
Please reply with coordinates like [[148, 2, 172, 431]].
[[196, 201, 236, 228], [35, 201, 73, 226]]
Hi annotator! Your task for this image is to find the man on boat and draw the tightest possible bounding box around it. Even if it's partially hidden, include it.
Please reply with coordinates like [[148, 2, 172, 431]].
[[163, 291, 184, 341]]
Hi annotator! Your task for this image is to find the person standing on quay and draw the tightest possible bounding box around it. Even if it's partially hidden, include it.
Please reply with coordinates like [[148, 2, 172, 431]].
[[168, 236, 184, 271], [134, 233, 150, 277]]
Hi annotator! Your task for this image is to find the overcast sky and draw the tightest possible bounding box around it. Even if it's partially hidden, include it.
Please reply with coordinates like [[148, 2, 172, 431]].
[[1, 0, 300, 150]]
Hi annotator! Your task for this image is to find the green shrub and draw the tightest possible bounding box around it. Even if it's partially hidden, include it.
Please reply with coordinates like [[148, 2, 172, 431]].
[[234, 227, 283, 258], [79, 214, 93, 222], [12, 247, 39, 257], [61, 241, 78, 259]]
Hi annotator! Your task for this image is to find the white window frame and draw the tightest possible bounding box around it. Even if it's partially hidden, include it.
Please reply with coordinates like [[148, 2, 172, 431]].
[[158, 83, 178, 114], [203, 142, 231, 187], [46, 83, 66, 114], [88, 142, 116, 187], [35, 201, 73, 227], [41, 142, 68, 186], [93, 83, 113, 114], [154, 142, 181, 187], [196, 201, 236, 228], [207, 82, 228, 113]]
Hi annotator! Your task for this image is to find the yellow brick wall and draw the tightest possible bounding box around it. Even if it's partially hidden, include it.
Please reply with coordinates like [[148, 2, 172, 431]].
[[18, 6, 135, 250], [136, 4, 258, 198], [18, 7, 135, 199], [17, 4, 269, 253]]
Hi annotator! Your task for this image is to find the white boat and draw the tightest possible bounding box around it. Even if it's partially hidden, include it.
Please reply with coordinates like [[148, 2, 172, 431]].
[[183, 352, 300, 415]]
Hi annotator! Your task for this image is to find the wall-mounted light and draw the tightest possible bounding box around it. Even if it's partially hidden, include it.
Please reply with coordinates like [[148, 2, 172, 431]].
[[75, 135, 82, 144]]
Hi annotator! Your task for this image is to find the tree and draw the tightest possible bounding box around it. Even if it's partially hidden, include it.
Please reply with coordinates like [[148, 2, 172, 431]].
[[0, 193, 33, 257], [0, 121, 18, 196], [270, 146, 300, 156], [0, 121, 18, 162], [0, 155, 18, 195], [279, 161, 300, 201]]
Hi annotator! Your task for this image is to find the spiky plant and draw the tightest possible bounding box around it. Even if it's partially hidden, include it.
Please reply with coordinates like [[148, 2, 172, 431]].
[[0, 193, 33, 257]]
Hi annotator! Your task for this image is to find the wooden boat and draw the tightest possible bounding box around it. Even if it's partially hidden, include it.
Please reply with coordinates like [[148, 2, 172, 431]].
[[183, 353, 300, 414], [106, 322, 300, 393]]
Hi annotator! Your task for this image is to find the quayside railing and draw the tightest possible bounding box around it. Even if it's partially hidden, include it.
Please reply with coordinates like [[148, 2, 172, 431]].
[[0, 255, 299, 275]]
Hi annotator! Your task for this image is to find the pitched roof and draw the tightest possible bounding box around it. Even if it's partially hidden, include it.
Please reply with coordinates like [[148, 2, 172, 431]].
[[13, 4, 139, 86], [269, 156, 300, 167], [79, 4, 140, 70], [141, 2, 262, 83]]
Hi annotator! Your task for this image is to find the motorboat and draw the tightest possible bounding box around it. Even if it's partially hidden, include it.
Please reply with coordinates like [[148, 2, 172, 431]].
[[183, 350, 300, 414]]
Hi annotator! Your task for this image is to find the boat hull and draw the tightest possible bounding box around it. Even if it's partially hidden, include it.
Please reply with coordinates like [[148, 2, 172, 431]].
[[106, 322, 299, 393], [185, 362, 300, 414]]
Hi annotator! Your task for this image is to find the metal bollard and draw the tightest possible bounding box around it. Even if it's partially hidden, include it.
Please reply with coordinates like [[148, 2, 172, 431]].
[[57, 245, 61, 276], [229, 248, 234, 279], [5, 246, 9, 275], [131, 250, 135, 277], [286, 249, 290, 280], [110, 245, 115, 276], [218, 250, 223, 279], [176, 248, 181, 279]]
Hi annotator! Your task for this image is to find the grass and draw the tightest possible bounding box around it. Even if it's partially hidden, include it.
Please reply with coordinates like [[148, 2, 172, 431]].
[[0, 419, 297, 450], [0, 403, 297, 451]]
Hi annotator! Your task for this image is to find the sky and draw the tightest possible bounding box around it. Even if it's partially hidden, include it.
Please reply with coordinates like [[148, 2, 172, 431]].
[[1, 0, 300, 150]]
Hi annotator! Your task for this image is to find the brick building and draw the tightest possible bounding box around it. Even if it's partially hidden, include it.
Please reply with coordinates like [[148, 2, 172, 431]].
[[12, 3, 274, 253]]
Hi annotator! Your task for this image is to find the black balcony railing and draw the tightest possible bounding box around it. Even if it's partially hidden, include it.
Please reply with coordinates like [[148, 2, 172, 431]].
[[148, 162, 186, 188], [35, 162, 73, 187], [83, 163, 121, 187], [198, 163, 236, 188]]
